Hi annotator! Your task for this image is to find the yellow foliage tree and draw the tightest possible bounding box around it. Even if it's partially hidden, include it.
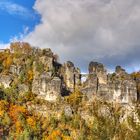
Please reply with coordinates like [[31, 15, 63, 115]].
[[2, 55, 13, 69], [27, 70, 34, 82], [27, 116, 36, 129]]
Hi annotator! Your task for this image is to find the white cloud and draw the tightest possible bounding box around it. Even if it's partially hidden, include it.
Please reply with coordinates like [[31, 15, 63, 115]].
[[10, 26, 30, 42], [0, 1, 35, 18], [22, 0, 140, 72]]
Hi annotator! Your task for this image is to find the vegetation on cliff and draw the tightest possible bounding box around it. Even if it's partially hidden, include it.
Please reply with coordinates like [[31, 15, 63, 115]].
[[0, 42, 140, 139]]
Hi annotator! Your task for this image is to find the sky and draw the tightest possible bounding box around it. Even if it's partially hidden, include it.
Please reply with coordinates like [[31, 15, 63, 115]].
[[0, 0, 140, 73]]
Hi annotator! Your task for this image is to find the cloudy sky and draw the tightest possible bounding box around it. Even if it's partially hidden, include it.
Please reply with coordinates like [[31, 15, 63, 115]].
[[0, 0, 140, 73]]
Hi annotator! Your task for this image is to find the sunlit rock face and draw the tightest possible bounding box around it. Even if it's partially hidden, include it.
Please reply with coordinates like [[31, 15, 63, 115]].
[[107, 66, 137, 103], [88, 62, 108, 99], [31, 48, 62, 102], [82, 62, 137, 103], [32, 72, 61, 102], [60, 61, 81, 91], [0, 75, 13, 88], [0, 46, 137, 104], [82, 62, 108, 101], [0, 43, 138, 107], [39, 49, 54, 71], [40, 76, 61, 101], [9, 65, 21, 75]]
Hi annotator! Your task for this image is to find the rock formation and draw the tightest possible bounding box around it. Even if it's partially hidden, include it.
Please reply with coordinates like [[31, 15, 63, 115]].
[[60, 61, 81, 91], [0, 75, 13, 88], [0, 44, 138, 104], [81, 62, 137, 104]]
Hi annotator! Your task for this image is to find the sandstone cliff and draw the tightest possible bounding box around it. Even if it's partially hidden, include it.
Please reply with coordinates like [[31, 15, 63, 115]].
[[0, 42, 139, 104]]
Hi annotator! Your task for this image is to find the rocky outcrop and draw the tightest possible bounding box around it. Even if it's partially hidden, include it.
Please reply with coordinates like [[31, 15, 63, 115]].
[[60, 61, 81, 91], [81, 74, 98, 100], [0, 75, 13, 88], [0, 46, 138, 104], [32, 72, 61, 102], [31, 54, 138, 103], [9, 65, 21, 75], [82, 62, 137, 104], [18, 84, 29, 94], [31, 48, 62, 102], [109, 66, 137, 103], [134, 77, 140, 101]]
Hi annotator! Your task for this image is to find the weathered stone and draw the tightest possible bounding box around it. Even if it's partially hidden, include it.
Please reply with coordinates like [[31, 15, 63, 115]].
[[32, 72, 61, 102], [81, 62, 137, 104], [18, 84, 29, 94], [81, 74, 97, 100], [64, 105, 73, 117], [9, 65, 21, 75], [107, 68, 137, 103], [32, 76, 41, 95], [61, 61, 81, 91], [89, 61, 107, 84], [39, 77, 61, 101], [0, 46, 138, 105], [0, 75, 13, 88], [42, 48, 53, 57], [115, 66, 126, 76], [39, 56, 53, 70], [81, 62, 108, 100], [89, 62, 105, 74], [135, 79, 140, 101], [32, 48, 53, 57]]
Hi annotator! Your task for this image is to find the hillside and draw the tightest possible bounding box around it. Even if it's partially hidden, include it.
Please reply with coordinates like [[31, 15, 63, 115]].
[[0, 42, 140, 139]]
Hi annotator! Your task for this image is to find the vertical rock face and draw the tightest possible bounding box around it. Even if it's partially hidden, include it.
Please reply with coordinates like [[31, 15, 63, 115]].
[[0, 46, 137, 104], [88, 61, 107, 85], [39, 56, 53, 71], [108, 66, 137, 103], [31, 48, 61, 102], [134, 77, 140, 101], [87, 62, 108, 100], [82, 62, 137, 103], [32, 72, 61, 102], [61, 61, 81, 91], [81, 74, 98, 100], [40, 76, 61, 101]]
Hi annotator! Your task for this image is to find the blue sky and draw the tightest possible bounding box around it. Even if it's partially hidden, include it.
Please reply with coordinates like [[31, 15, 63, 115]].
[[0, 0, 40, 43]]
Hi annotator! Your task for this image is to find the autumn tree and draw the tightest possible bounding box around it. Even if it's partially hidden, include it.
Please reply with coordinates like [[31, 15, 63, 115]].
[[10, 42, 32, 54]]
